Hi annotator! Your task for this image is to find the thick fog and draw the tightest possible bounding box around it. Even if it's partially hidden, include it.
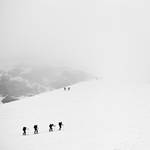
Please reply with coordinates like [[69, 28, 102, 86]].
[[0, 0, 150, 82]]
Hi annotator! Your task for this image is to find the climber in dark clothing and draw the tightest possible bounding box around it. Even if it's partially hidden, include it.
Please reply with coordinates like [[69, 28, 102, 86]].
[[64, 87, 66, 91], [58, 122, 63, 130], [68, 87, 71, 91], [49, 124, 55, 132], [22, 126, 27, 135], [34, 125, 38, 134]]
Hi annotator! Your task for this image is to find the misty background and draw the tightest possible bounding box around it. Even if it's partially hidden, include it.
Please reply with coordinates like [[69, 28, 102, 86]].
[[0, 0, 150, 83]]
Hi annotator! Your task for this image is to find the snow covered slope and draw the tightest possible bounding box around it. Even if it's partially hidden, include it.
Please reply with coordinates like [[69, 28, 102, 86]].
[[0, 80, 150, 150]]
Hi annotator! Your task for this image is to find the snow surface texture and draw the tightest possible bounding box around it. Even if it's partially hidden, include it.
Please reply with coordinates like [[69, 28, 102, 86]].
[[0, 80, 150, 150]]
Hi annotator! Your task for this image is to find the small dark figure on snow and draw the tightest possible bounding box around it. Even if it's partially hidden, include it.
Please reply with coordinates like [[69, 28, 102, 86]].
[[58, 122, 63, 130], [68, 87, 71, 91], [64, 87, 66, 91], [49, 124, 55, 132], [34, 125, 38, 134], [22, 126, 27, 135]]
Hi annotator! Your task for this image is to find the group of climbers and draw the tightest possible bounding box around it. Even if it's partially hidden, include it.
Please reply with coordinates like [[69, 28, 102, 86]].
[[64, 87, 71, 91], [22, 122, 63, 135]]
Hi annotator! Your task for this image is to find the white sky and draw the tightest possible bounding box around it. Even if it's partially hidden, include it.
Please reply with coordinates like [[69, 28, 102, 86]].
[[0, 0, 150, 82]]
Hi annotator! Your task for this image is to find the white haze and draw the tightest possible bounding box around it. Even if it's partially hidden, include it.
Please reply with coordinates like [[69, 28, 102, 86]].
[[0, 0, 150, 82]]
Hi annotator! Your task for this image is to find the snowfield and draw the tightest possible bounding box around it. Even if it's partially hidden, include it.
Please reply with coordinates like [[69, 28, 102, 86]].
[[0, 79, 150, 150]]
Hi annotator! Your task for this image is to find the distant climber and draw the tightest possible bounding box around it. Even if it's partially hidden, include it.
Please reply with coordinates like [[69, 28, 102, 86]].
[[58, 122, 63, 130], [68, 87, 71, 91], [49, 124, 55, 132], [22, 126, 27, 135], [34, 125, 38, 134], [64, 87, 66, 91]]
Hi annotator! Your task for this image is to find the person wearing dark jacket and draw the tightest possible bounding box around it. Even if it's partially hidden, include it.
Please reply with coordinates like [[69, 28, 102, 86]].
[[49, 124, 55, 132], [34, 125, 38, 134], [22, 126, 27, 135], [58, 122, 63, 130]]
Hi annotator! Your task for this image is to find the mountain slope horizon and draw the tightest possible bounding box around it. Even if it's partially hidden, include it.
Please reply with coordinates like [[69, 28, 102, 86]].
[[0, 64, 93, 103]]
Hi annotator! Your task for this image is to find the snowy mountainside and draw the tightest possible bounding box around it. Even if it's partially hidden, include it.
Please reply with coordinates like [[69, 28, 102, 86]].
[[0, 80, 150, 150], [0, 65, 92, 103]]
